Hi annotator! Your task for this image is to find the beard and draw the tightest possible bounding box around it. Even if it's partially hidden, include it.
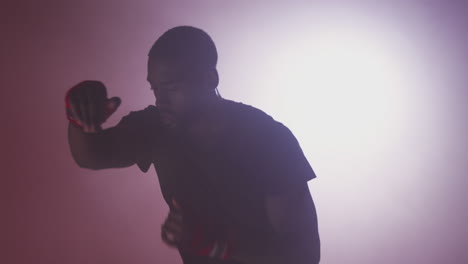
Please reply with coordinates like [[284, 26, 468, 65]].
[[158, 108, 179, 129], [159, 108, 193, 132]]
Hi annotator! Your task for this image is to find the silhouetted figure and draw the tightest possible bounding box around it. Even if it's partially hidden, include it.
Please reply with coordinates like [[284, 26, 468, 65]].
[[66, 26, 320, 264]]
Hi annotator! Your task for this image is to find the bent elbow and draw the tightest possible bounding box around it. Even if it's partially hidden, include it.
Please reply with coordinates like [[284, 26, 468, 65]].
[[77, 161, 103, 170], [72, 154, 106, 170]]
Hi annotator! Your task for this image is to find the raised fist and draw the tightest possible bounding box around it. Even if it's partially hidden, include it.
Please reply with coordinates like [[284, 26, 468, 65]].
[[65, 80, 121, 133]]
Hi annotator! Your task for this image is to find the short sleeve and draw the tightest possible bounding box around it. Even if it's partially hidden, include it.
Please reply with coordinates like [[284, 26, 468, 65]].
[[113, 105, 160, 173], [230, 107, 316, 195], [257, 122, 315, 194]]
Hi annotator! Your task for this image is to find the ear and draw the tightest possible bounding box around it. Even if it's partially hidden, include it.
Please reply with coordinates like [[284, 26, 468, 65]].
[[203, 69, 219, 92]]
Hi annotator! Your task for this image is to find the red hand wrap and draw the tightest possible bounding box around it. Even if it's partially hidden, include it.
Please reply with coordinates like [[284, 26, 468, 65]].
[[65, 86, 83, 128], [188, 223, 236, 260]]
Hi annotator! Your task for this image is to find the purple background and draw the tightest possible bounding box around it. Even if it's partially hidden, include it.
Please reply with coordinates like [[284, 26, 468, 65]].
[[2, 1, 467, 263]]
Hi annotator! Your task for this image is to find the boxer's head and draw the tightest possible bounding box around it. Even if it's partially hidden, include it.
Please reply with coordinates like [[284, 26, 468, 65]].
[[147, 26, 220, 128]]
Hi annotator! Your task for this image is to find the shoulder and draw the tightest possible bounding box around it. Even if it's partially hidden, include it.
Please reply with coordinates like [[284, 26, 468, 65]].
[[217, 100, 317, 190], [216, 99, 303, 163], [217, 99, 278, 127], [118, 105, 160, 128], [217, 99, 290, 140], [114, 105, 160, 173], [217, 99, 270, 117], [124, 105, 159, 119]]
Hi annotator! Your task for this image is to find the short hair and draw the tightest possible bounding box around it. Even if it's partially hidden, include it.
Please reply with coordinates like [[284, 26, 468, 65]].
[[148, 26, 218, 70]]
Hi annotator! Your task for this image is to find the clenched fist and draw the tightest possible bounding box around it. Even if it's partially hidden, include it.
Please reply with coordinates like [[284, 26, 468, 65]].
[[66, 80, 121, 133], [161, 199, 192, 249]]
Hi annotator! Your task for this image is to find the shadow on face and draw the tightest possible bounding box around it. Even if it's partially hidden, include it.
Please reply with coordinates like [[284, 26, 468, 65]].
[[147, 58, 219, 128]]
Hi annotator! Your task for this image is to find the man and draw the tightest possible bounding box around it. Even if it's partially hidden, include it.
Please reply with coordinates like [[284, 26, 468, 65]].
[[66, 26, 320, 264]]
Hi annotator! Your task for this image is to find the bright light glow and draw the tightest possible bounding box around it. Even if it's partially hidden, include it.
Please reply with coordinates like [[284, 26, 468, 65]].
[[257, 21, 417, 173], [219, 12, 452, 263]]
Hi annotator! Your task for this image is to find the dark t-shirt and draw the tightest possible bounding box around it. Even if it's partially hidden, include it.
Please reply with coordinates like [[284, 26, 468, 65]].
[[115, 99, 317, 263]]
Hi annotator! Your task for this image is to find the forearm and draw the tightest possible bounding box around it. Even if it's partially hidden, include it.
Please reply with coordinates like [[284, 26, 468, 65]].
[[68, 122, 105, 169], [231, 189, 320, 263], [232, 229, 320, 264], [182, 221, 302, 263], [230, 228, 294, 264]]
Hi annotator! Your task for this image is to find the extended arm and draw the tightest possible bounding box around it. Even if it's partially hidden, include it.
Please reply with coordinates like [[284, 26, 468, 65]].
[[66, 80, 148, 170], [68, 122, 137, 170]]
